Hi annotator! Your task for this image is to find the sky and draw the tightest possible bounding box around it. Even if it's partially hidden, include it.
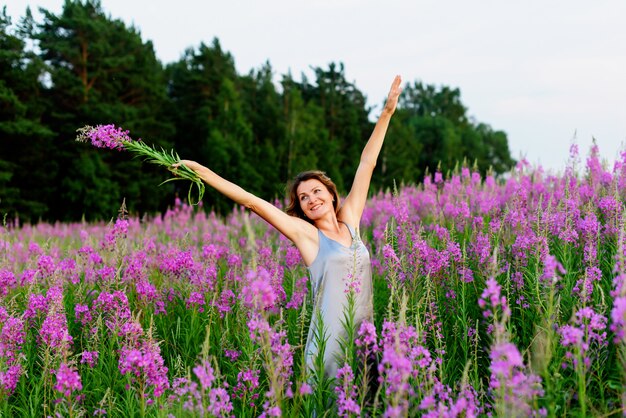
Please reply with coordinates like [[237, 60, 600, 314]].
[[6, 0, 626, 173]]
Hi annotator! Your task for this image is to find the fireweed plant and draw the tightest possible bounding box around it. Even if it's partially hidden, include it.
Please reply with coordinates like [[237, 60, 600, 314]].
[[2, 143, 626, 416], [76, 124, 205, 204]]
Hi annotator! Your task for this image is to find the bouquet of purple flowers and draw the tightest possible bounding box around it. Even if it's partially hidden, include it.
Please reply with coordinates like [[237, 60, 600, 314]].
[[76, 124, 204, 204]]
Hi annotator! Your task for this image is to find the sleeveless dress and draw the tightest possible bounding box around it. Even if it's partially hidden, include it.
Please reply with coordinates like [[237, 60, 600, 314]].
[[305, 221, 374, 378]]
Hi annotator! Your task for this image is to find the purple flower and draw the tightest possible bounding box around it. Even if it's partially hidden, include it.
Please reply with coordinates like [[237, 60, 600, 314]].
[[0, 269, 16, 297], [343, 272, 362, 294], [335, 364, 360, 417], [489, 342, 543, 415], [80, 351, 99, 368], [28, 242, 43, 256], [260, 404, 281, 417], [377, 320, 429, 414], [214, 289, 236, 317], [478, 277, 510, 319], [102, 218, 130, 249], [384, 405, 404, 418], [419, 382, 482, 417], [241, 268, 277, 312], [208, 387, 234, 417], [20, 269, 37, 286], [611, 296, 626, 342], [490, 342, 524, 378], [117, 321, 144, 346], [559, 306, 607, 370], [54, 363, 83, 397], [76, 124, 132, 150], [74, 303, 93, 326], [159, 249, 196, 278], [0, 316, 25, 362], [458, 266, 475, 283], [186, 291, 206, 312], [202, 244, 228, 260], [382, 244, 400, 265], [193, 360, 215, 390], [93, 290, 132, 326], [136, 280, 159, 302], [57, 258, 80, 284], [269, 330, 293, 382], [40, 312, 73, 354], [0, 364, 23, 395], [37, 255, 56, 278], [224, 349, 241, 361], [286, 276, 308, 310], [118, 341, 170, 398], [246, 313, 293, 404], [541, 254, 566, 283], [234, 368, 260, 398], [0, 312, 24, 394], [284, 246, 302, 269], [24, 293, 48, 320], [355, 320, 379, 359], [299, 382, 312, 395], [227, 253, 242, 269]]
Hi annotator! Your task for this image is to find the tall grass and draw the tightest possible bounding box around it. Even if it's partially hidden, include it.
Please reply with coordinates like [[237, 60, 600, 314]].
[[1, 144, 626, 416]]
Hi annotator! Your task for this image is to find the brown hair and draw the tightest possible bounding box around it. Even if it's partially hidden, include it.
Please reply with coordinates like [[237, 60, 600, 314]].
[[286, 171, 340, 223]]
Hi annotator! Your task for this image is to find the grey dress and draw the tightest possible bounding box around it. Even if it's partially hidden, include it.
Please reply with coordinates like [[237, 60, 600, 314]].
[[305, 221, 374, 378]]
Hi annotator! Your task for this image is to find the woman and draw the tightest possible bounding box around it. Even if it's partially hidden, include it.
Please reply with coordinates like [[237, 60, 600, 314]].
[[175, 75, 402, 377]]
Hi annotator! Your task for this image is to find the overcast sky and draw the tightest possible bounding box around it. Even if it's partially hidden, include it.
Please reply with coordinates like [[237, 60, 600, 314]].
[[6, 0, 626, 173]]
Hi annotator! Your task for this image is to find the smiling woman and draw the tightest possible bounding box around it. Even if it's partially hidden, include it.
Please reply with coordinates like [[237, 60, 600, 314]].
[[175, 75, 402, 380], [285, 171, 339, 223]]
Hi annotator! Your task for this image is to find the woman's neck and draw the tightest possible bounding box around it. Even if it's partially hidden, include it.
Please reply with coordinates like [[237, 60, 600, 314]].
[[314, 215, 341, 233]]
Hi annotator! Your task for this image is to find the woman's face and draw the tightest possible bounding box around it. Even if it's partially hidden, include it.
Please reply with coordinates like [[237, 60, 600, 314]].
[[296, 179, 334, 221]]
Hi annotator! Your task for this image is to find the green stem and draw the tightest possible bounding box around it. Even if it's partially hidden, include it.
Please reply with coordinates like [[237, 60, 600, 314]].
[[577, 352, 587, 417]]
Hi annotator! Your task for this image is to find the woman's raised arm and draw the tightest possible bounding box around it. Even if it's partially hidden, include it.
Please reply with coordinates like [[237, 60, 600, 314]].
[[175, 160, 317, 256], [339, 75, 402, 226]]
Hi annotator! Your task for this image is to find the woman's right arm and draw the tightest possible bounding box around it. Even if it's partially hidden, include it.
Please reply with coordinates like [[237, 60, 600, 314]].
[[175, 160, 317, 260]]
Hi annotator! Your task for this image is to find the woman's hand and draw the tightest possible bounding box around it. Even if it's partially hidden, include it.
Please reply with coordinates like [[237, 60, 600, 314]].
[[172, 159, 204, 173], [382, 75, 402, 115]]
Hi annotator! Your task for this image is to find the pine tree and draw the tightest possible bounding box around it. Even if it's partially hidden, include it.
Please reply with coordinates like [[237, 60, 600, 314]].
[[0, 7, 54, 222], [36, 0, 173, 221]]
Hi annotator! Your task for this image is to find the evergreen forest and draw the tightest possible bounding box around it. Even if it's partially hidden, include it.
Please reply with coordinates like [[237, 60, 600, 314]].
[[0, 1, 515, 223]]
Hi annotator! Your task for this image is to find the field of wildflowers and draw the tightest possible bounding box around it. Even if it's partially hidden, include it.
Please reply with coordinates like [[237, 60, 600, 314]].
[[1, 143, 626, 417]]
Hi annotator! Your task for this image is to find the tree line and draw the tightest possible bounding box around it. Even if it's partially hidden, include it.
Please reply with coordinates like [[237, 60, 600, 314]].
[[0, 1, 515, 223]]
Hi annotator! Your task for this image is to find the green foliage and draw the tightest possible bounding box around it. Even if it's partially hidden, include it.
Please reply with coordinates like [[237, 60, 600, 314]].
[[0, 3, 515, 223], [35, 0, 174, 221], [166, 40, 260, 213], [0, 7, 55, 222]]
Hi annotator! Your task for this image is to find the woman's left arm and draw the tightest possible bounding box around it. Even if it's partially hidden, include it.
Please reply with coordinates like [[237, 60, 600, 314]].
[[340, 75, 402, 225]]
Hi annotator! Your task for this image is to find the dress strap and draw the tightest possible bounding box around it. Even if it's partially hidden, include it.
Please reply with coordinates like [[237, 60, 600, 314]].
[[340, 221, 356, 239]]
